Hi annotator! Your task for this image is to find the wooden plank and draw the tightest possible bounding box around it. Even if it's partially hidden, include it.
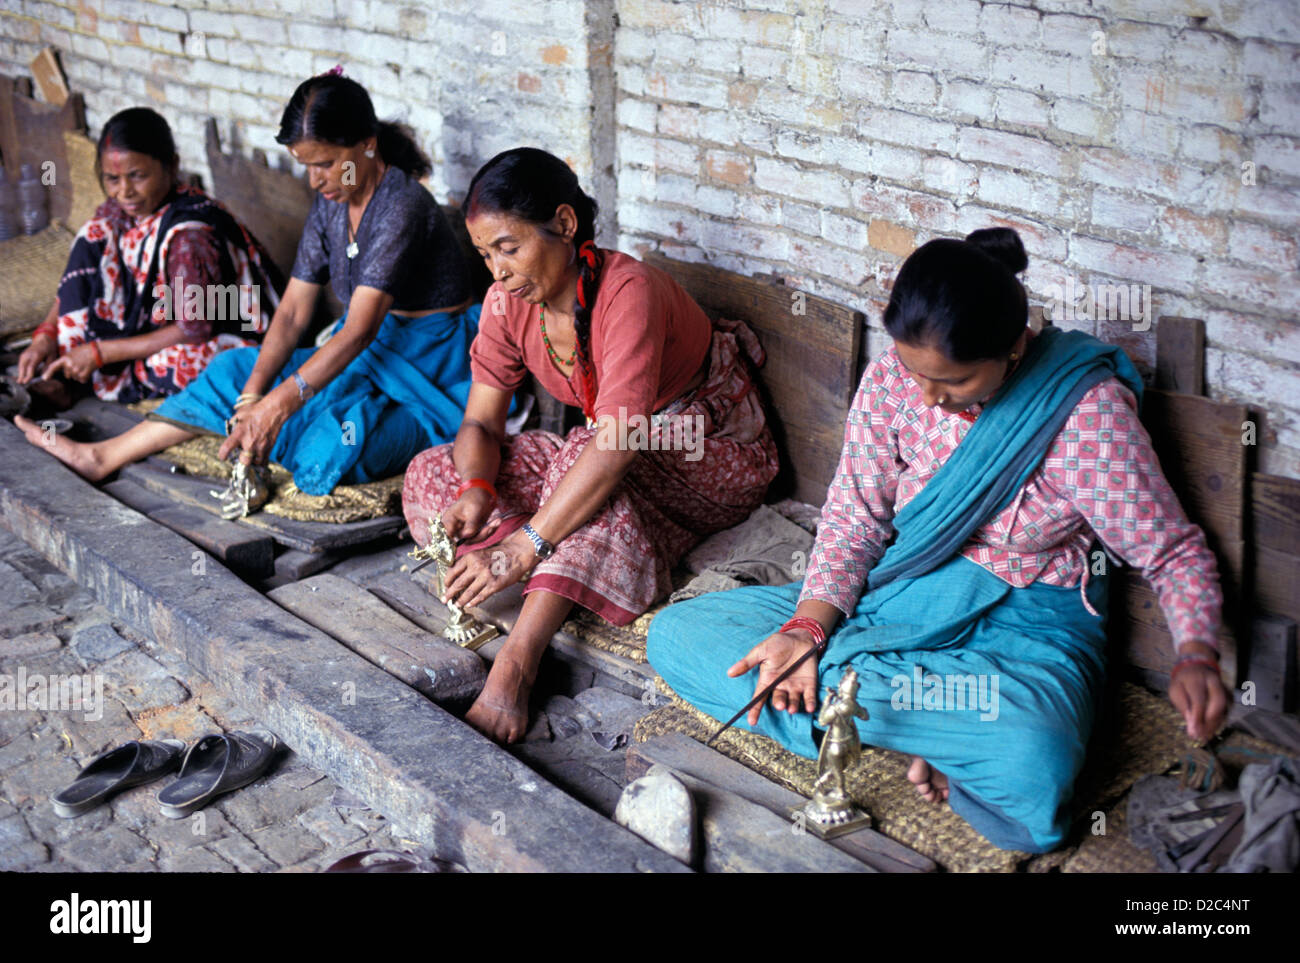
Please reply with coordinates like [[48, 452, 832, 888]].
[[1251, 472, 1300, 557], [268, 573, 486, 705], [1114, 572, 1239, 686], [1256, 545, 1300, 628], [273, 548, 341, 582], [205, 119, 312, 281], [29, 47, 69, 107], [1155, 317, 1206, 396], [645, 252, 862, 505], [0, 417, 688, 874], [633, 761, 876, 872], [1140, 390, 1248, 595], [119, 459, 404, 553], [102, 476, 276, 578], [367, 570, 658, 699], [628, 732, 935, 873], [1245, 615, 1296, 713], [0, 74, 84, 222]]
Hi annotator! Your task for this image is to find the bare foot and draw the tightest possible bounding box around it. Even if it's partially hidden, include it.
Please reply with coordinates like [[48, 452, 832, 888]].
[[907, 756, 950, 804], [464, 657, 532, 744], [13, 415, 110, 481]]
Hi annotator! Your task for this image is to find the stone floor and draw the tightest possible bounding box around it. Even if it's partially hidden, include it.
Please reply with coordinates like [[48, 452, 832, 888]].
[[0, 522, 412, 873]]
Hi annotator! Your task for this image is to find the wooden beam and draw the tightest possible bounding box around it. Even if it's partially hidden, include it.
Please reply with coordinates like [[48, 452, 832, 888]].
[[0, 419, 688, 874], [1155, 317, 1206, 396], [628, 732, 935, 872], [645, 252, 862, 505], [268, 573, 486, 706]]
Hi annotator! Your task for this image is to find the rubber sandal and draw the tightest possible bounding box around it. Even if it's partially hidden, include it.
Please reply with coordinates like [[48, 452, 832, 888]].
[[156, 729, 279, 819], [51, 739, 186, 818]]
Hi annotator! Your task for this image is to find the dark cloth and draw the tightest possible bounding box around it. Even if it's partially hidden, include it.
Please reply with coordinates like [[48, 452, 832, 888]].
[[290, 165, 470, 311]]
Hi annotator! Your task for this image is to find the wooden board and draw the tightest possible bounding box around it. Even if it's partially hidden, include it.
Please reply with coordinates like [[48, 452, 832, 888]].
[[103, 476, 275, 578], [268, 573, 485, 705], [627, 732, 935, 873], [1155, 317, 1205, 396], [119, 459, 405, 554], [645, 253, 862, 505], [30, 47, 69, 107], [1251, 472, 1300, 557], [0, 74, 85, 223], [1112, 389, 1249, 688], [204, 119, 313, 283]]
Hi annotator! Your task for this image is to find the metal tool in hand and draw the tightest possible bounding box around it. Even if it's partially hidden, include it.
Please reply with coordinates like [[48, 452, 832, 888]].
[[706, 640, 825, 746]]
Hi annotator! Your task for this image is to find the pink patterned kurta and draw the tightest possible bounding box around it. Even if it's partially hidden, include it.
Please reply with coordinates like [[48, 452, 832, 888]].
[[800, 337, 1223, 653]]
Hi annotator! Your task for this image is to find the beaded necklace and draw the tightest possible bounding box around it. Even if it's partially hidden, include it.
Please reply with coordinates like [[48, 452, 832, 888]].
[[539, 301, 577, 369]]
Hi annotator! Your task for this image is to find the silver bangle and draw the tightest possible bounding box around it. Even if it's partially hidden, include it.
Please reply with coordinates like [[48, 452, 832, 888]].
[[293, 371, 314, 402]]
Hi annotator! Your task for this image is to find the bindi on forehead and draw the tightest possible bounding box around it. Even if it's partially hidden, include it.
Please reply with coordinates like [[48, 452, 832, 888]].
[[99, 148, 154, 176]]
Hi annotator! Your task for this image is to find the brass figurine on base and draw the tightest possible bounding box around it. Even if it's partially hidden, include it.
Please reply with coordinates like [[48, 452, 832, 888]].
[[791, 668, 873, 839], [211, 457, 270, 519], [409, 516, 499, 652]]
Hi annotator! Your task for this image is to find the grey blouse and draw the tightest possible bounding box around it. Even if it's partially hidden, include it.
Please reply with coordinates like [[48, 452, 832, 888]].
[[290, 165, 470, 312]]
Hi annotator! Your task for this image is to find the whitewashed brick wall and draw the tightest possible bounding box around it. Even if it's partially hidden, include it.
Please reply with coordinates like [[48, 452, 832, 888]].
[[614, 0, 1300, 477], [0, 0, 613, 222], [2, 0, 1298, 475]]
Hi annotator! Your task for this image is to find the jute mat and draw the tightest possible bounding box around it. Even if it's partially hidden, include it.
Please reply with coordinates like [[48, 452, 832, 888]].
[[153, 434, 405, 523], [634, 679, 1194, 873], [0, 220, 75, 338], [129, 400, 404, 524]]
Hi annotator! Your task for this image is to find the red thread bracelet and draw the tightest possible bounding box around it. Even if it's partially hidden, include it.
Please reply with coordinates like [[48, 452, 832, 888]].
[[34, 322, 58, 341], [88, 340, 104, 369], [780, 616, 827, 647], [1170, 657, 1220, 682], [456, 478, 497, 502]]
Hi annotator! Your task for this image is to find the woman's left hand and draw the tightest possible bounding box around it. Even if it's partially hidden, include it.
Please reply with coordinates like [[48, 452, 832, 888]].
[[442, 531, 536, 610], [1168, 650, 1229, 743], [41, 342, 101, 383], [218, 396, 289, 465]]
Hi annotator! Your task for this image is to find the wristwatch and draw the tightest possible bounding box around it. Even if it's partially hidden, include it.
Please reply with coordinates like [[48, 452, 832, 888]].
[[520, 523, 555, 560], [293, 371, 315, 402]]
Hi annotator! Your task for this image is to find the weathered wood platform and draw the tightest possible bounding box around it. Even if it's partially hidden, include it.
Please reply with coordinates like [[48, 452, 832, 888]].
[[0, 418, 689, 873]]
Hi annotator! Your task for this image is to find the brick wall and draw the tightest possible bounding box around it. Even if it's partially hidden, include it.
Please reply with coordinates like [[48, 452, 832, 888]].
[[2, 0, 1298, 475], [614, 0, 1300, 477]]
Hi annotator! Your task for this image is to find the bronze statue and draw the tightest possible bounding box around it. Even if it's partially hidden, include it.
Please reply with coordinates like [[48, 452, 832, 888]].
[[409, 516, 499, 652], [793, 668, 873, 838], [211, 457, 270, 520]]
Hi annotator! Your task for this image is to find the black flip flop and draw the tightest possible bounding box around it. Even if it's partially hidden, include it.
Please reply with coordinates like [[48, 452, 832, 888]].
[[156, 729, 280, 819], [51, 739, 187, 818]]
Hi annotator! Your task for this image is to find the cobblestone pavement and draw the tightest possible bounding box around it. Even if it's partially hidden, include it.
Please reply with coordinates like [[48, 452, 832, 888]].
[[0, 523, 415, 873]]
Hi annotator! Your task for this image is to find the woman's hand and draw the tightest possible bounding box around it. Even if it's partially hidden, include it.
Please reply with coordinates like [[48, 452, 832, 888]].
[[727, 629, 822, 727], [442, 488, 496, 542], [16, 335, 58, 383], [1168, 644, 1229, 743], [218, 396, 290, 465], [441, 530, 535, 610], [41, 342, 100, 383]]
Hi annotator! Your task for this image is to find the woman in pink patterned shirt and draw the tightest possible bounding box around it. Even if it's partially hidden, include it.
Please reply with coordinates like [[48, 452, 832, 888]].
[[648, 228, 1228, 852]]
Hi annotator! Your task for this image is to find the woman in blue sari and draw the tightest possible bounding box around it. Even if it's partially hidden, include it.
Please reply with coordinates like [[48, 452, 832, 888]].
[[648, 228, 1229, 852], [16, 72, 478, 499]]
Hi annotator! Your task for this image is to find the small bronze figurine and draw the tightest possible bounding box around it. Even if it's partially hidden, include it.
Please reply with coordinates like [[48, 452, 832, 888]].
[[211, 457, 270, 519], [409, 516, 499, 652], [792, 668, 873, 838]]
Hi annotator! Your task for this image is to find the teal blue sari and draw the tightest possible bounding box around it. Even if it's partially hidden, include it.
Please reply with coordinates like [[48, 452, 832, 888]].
[[155, 304, 484, 495], [647, 328, 1142, 852]]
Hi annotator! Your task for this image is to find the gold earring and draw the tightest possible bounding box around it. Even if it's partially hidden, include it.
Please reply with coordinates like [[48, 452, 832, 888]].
[[1009, 352, 1019, 360]]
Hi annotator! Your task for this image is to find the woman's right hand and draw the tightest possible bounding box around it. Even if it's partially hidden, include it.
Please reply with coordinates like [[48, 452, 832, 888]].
[[16, 335, 57, 384], [727, 629, 822, 727], [441, 488, 496, 541]]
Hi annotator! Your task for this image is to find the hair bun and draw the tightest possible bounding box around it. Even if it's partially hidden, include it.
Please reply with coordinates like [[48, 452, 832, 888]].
[[965, 227, 1028, 274]]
